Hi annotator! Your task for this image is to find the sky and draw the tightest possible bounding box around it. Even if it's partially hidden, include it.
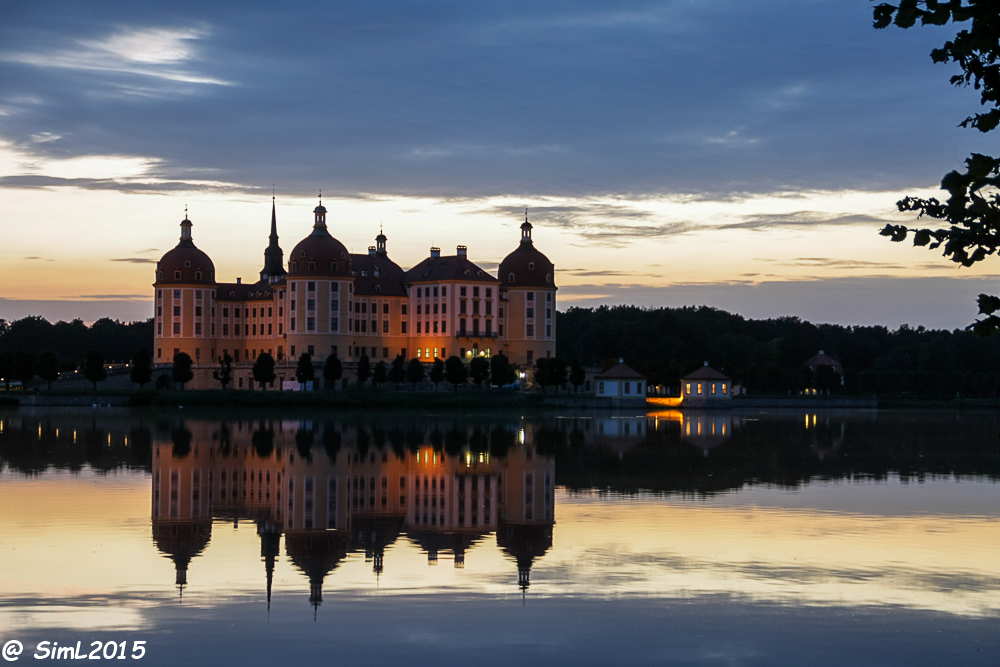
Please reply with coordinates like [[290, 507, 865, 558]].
[[0, 0, 994, 329]]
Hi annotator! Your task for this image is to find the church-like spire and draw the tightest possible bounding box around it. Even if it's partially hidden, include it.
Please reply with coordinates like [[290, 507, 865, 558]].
[[179, 207, 194, 247], [520, 209, 533, 244], [261, 196, 286, 282]]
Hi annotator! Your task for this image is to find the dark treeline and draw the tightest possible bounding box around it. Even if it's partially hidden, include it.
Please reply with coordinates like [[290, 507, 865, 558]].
[[557, 305, 1000, 395], [0, 316, 153, 366]]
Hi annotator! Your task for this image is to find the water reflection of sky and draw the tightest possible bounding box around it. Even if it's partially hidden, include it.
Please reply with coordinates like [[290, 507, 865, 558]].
[[2, 409, 1000, 665]]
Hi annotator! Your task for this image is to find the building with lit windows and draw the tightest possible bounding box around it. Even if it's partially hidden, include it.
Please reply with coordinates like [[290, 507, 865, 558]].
[[680, 362, 732, 407], [153, 199, 557, 388]]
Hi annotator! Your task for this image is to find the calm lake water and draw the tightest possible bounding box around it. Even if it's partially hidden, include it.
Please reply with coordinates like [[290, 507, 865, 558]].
[[2, 407, 1000, 666]]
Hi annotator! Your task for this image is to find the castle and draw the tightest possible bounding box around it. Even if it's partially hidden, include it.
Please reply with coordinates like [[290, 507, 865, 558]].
[[153, 198, 557, 388]]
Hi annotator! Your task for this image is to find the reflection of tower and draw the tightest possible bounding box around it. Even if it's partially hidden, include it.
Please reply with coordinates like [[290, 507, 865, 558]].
[[285, 531, 349, 616], [257, 520, 281, 611], [351, 515, 404, 577], [151, 435, 213, 599], [497, 437, 556, 594]]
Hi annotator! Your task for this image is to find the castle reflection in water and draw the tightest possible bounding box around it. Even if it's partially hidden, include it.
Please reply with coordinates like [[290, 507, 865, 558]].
[[152, 419, 556, 609]]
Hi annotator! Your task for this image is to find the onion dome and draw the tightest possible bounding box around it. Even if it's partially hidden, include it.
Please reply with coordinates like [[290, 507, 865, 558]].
[[287, 198, 353, 278], [285, 530, 349, 610], [155, 214, 216, 285], [499, 213, 556, 289], [151, 519, 212, 589]]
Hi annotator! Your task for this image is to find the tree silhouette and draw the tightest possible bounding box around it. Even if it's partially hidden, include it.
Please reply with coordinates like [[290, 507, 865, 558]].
[[130, 348, 152, 389], [213, 353, 233, 390], [389, 355, 406, 389], [36, 351, 59, 391], [406, 358, 425, 389], [570, 359, 586, 393], [357, 354, 371, 387], [429, 358, 445, 391], [373, 360, 388, 388], [469, 356, 490, 387], [445, 356, 468, 391], [295, 353, 314, 385], [323, 354, 342, 390], [13, 350, 36, 387], [84, 350, 107, 391], [874, 2, 1000, 333], [490, 353, 510, 388], [172, 352, 194, 390], [252, 352, 276, 390]]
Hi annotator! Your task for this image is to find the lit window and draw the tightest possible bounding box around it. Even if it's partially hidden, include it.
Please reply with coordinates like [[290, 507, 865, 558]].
[[723, 384, 728, 395], [697, 383, 703, 395], [686, 383, 691, 394], [711, 383, 717, 395]]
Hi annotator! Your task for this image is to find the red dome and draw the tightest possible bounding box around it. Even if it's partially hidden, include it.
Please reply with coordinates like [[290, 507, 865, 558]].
[[287, 229, 354, 278], [499, 236, 555, 290], [155, 216, 216, 285]]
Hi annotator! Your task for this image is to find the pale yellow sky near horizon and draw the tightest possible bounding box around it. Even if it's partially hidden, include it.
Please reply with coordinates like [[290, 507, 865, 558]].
[[0, 145, 991, 318]]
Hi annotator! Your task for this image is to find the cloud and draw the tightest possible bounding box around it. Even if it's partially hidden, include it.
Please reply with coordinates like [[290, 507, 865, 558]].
[[23, 256, 53, 261], [0, 1, 974, 200], [110, 258, 156, 264], [66, 294, 151, 300], [720, 212, 893, 232]]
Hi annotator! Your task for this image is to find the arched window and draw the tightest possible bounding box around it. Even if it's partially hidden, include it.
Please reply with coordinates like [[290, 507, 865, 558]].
[[545, 273, 552, 284], [157, 271, 163, 280], [528, 262, 535, 270], [331, 262, 337, 272], [174, 271, 181, 280], [308, 261, 316, 271], [508, 273, 515, 283], [195, 271, 202, 281], [291, 261, 298, 271]]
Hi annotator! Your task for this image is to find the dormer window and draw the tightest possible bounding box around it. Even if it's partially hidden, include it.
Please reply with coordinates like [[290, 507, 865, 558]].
[[195, 271, 202, 281], [546, 273, 552, 284], [157, 271, 163, 280], [340, 251, 346, 259], [174, 271, 181, 280], [308, 261, 316, 271], [291, 261, 298, 271], [184, 261, 191, 268], [508, 273, 515, 283], [299, 251, 306, 259], [331, 262, 337, 272], [528, 262, 535, 270]]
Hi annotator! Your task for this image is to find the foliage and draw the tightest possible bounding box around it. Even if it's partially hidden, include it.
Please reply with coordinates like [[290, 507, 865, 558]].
[[0, 316, 153, 363], [213, 353, 234, 390], [13, 350, 36, 386], [873, 1, 1000, 332], [373, 360, 388, 388], [252, 352, 276, 390], [84, 350, 107, 391], [490, 352, 513, 387], [36, 351, 60, 390], [469, 356, 490, 387], [324, 355, 343, 389], [295, 353, 315, 384], [569, 359, 586, 392], [406, 358, 425, 388], [389, 354, 407, 389], [130, 348, 152, 389], [429, 358, 445, 390], [534, 357, 567, 392], [555, 304, 1000, 396], [444, 356, 468, 391], [357, 354, 371, 387], [172, 352, 194, 389]]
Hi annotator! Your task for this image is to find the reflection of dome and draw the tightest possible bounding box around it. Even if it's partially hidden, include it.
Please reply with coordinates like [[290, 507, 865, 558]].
[[287, 204, 353, 278], [497, 523, 552, 590], [352, 515, 405, 574], [499, 218, 555, 289], [407, 530, 488, 566], [152, 520, 212, 589], [156, 216, 216, 285], [285, 531, 349, 609]]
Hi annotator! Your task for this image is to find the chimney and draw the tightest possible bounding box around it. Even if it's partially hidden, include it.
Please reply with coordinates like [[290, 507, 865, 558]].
[[618, 357, 623, 364], [236, 277, 242, 284], [430, 247, 441, 258], [368, 246, 376, 256], [819, 350, 825, 356], [457, 245, 467, 257], [704, 360, 709, 366]]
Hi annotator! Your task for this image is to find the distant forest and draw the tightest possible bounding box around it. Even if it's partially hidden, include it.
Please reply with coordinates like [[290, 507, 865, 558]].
[[557, 305, 1000, 396], [0, 316, 153, 366], [3, 305, 1000, 396]]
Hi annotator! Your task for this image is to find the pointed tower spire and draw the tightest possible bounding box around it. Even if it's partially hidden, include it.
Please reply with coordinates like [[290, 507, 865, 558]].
[[520, 209, 533, 244], [261, 195, 286, 281]]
